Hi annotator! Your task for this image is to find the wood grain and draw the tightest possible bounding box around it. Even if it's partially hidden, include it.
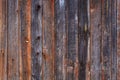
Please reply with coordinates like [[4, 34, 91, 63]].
[[31, 0, 42, 80], [101, 0, 112, 79], [0, 0, 7, 80], [7, 0, 19, 79], [54, 0, 67, 80], [90, 0, 101, 80], [0, 0, 119, 80], [117, 0, 120, 80], [20, 0, 32, 80], [42, 0, 55, 80], [66, 0, 78, 80], [78, 0, 89, 80]]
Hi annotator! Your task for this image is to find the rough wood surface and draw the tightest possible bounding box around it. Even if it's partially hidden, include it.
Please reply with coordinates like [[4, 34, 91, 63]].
[[31, 0, 42, 80], [54, 0, 67, 80], [42, 0, 55, 80], [7, 0, 19, 80], [66, 0, 78, 80], [20, 0, 32, 80], [0, 0, 7, 80], [90, 0, 101, 80], [0, 0, 119, 80], [117, 0, 120, 80], [78, 0, 89, 80]]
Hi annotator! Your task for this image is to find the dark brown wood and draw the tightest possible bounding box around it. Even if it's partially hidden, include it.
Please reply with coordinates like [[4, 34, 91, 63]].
[[0, 0, 7, 80], [117, 0, 120, 80], [78, 0, 89, 80]]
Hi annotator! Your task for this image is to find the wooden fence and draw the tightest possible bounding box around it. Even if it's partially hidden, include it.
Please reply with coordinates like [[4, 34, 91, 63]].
[[0, 0, 119, 80]]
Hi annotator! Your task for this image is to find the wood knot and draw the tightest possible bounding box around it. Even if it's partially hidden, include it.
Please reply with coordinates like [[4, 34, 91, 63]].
[[36, 5, 41, 11], [36, 52, 39, 56], [36, 36, 40, 40], [0, 50, 4, 54], [12, 59, 14, 62]]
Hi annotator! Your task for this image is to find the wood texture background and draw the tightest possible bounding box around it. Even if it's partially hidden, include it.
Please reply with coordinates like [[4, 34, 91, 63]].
[[0, 0, 118, 80]]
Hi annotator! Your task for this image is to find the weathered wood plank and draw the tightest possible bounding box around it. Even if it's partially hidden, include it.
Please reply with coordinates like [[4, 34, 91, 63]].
[[78, 0, 89, 80], [31, 0, 42, 80], [111, 0, 117, 80], [117, 0, 120, 79], [54, 0, 67, 80], [0, 0, 7, 80], [90, 0, 101, 80], [20, 0, 32, 80], [7, 0, 19, 79], [42, 0, 55, 80], [66, 0, 78, 80], [101, 0, 112, 79]]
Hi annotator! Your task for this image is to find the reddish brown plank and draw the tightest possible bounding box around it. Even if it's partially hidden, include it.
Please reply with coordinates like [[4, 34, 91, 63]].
[[117, 0, 120, 79], [0, 0, 7, 80], [42, 0, 55, 80], [20, 0, 32, 80]]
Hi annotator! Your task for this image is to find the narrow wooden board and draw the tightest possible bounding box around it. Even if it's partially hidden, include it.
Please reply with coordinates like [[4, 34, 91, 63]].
[[101, 0, 112, 79], [66, 0, 79, 80], [20, 0, 32, 80], [31, 0, 42, 80], [42, 0, 55, 80], [90, 0, 101, 80], [54, 0, 67, 80], [111, 0, 117, 80], [0, 0, 7, 80], [117, 0, 120, 79], [7, 0, 19, 79], [78, 0, 89, 80]]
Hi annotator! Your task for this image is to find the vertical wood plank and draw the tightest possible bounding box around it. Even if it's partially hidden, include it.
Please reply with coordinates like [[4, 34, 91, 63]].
[[54, 0, 67, 80], [31, 0, 42, 80], [20, 0, 32, 80], [66, 0, 79, 80], [86, 0, 91, 79], [7, 0, 19, 80], [101, 0, 112, 79], [111, 0, 117, 80], [78, 0, 89, 80], [42, 0, 55, 80], [0, 0, 7, 80], [90, 0, 101, 80], [117, 0, 120, 79], [0, 0, 3, 78]]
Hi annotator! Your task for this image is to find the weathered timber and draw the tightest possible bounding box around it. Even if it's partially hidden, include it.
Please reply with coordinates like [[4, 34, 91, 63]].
[[31, 0, 42, 80], [0, 0, 7, 80], [54, 0, 67, 80], [42, 0, 55, 80], [90, 0, 101, 80], [20, 0, 32, 80]]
